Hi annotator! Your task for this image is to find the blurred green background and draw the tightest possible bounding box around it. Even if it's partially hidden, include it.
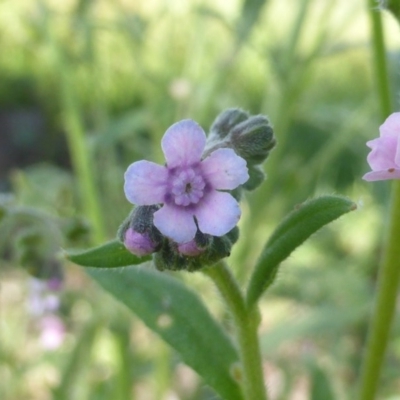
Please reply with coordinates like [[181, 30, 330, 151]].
[[1, 0, 400, 399]]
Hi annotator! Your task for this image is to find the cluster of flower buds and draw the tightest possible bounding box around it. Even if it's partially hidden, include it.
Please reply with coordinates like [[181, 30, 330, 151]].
[[207, 108, 276, 193], [120, 109, 275, 271], [119, 205, 239, 271]]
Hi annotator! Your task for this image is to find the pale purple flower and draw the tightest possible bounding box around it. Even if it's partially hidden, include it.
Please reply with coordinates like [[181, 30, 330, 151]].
[[124, 227, 157, 256], [363, 112, 400, 181], [124, 120, 249, 244]]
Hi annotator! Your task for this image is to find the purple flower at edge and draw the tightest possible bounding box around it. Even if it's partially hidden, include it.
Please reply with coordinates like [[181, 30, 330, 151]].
[[124, 120, 249, 244], [363, 112, 400, 181]]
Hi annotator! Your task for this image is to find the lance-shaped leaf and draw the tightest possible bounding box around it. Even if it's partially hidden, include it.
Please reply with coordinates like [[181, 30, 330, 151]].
[[87, 266, 244, 400], [247, 196, 356, 306], [66, 239, 151, 268]]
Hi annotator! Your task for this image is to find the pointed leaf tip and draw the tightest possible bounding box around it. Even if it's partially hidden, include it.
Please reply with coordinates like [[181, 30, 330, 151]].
[[247, 195, 356, 306], [66, 239, 151, 268]]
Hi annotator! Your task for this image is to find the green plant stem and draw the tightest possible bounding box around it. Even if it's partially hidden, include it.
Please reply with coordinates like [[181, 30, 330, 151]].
[[368, 0, 392, 120], [204, 262, 267, 400], [357, 182, 400, 400], [357, 3, 396, 399]]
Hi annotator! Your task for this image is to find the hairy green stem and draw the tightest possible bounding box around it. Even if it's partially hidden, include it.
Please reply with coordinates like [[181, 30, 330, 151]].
[[357, 3, 397, 399], [358, 183, 400, 400], [367, 0, 392, 120], [204, 263, 267, 400]]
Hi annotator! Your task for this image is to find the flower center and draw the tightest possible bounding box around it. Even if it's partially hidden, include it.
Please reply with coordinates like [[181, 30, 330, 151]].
[[171, 168, 205, 206]]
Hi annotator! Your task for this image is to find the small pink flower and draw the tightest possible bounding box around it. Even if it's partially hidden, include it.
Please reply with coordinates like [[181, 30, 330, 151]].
[[363, 112, 400, 181], [124, 120, 249, 243]]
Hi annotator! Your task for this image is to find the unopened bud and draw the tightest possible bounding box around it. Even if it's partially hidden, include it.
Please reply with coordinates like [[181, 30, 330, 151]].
[[242, 165, 265, 191], [179, 230, 210, 256], [225, 226, 239, 245], [209, 108, 249, 139], [124, 228, 158, 256], [177, 240, 204, 256], [231, 116, 275, 165], [118, 205, 162, 254]]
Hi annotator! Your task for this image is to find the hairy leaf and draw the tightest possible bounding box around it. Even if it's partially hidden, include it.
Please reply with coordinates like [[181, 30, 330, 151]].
[[67, 239, 150, 268], [88, 266, 243, 400], [246, 196, 356, 306]]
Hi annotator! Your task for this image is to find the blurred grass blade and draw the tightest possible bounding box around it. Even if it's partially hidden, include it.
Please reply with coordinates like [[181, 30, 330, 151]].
[[67, 239, 151, 268], [88, 266, 244, 400], [236, 0, 268, 44], [310, 363, 335, 400], [246, 196, 356, 306], [53, 321, 99, 400]]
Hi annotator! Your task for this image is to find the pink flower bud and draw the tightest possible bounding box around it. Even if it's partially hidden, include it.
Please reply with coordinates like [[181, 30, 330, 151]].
[[124, 228, 157, 256], [177, 240, 205, 256]]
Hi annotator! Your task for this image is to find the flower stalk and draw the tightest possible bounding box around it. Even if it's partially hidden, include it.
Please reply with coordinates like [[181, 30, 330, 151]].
[[357, 182, 400, 400], [357, 2, 399, 399], [204, 262, 267, 400]]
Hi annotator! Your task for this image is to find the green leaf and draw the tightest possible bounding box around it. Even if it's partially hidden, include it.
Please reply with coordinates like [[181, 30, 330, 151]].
[[66, 239, 151, 268], [246, 196, 356, 306], [88, 266, 243, 400]]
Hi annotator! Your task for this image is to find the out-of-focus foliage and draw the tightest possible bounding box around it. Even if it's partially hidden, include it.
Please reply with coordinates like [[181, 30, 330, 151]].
[[1, 0, 400, 399]]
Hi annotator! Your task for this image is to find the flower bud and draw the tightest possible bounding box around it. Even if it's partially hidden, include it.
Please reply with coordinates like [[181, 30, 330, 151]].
[[119, 205, 162, 256], [230, 115, 275, 165], [178, 240, 203, 256], [209, 108, 250, 139], [153, 227, 237, 272], [225, 226, 239, 245], [177, 231, 209, 256], [242, 165, 265, 191], [124, 228, 157, 256]]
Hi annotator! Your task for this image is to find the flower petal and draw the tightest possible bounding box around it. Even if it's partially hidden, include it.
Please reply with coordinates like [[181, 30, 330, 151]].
[[363, 169, 400, 181], [396, 132, 400, 166], [124, 160, 168, 205], [366, 136, 398, 170], [154, 204, 197, 243], [195, 191, 241, 237], [161, 120, 206, 168], [379, 112, 400, 138], [201, 148, 249, 190]]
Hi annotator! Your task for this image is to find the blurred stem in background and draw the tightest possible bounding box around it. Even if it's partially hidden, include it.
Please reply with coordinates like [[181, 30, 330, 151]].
[[357, 2, 400, 399], [60, 67, 106, 245], [154, 342, 172, 400], [42, 6, 106, 245]]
